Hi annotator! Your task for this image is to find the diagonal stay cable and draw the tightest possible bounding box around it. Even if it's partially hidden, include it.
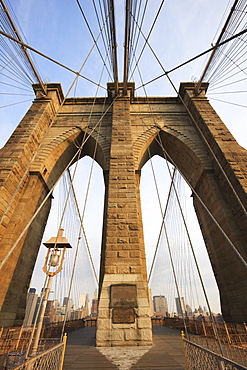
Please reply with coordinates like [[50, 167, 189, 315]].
[[195, 0, 241, 94], [131, 23, 247, 220], [132, 54, 247, 268], [0, 0, 46, 94], [135, 28, 247, 91], [129, 0, 148, 74], [0, 95, 118, 270], [0, 25, 109, 228], [129, 0, 166, 81], [0, 30, 107, 91], [92, 0, 113, 72], [131, 54, 225, 350], [75, 0, 113, 81], [148, 168, 176, 282], [67, 169, 99, 285]]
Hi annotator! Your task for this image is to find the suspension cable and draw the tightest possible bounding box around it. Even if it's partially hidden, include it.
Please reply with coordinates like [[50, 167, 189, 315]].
[[0, 30, 107, 90], [132, 49, 247, 268], [130, 18, 247, 221], [135, 28, 247, 90], [67, 169, 99, 285], [0, 0, 46, 94], [195, 0, 240, 94]]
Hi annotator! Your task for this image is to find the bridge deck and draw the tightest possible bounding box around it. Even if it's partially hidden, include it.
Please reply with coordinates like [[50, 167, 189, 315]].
[[63, 326, 186, 369]]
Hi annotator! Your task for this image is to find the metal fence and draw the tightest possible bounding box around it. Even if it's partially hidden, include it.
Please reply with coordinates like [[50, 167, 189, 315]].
[[183, 337, 247, 370], [0, 335, 66, 370], [12, 341, 65, 370]]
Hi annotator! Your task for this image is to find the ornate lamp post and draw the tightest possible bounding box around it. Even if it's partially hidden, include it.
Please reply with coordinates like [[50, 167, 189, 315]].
[[31, 228, 72, 355]]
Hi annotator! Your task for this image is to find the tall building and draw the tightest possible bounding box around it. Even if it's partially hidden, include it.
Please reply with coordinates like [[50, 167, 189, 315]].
[[23, 288, 38, 326], [78, 295, 86, 309], [153, 295, 168, 316], [91, 290, 98, 317], [44, 300, 56, 324], [63, 297, 73, 319], [175, 297, 186, 316], [84, 294, 90, 317], [185, 304, 193, 316]]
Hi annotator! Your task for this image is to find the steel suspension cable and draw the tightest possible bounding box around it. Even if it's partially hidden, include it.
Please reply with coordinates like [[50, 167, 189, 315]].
[[135, 28, 247, 91], [128, 0, 148, 74], [195, 0, 240, 94], [92, 0, 113, 73], [0, 0, 46, 94], [67, 170, 99, 285], [134, 58, 225, 351], [0, 25, 109, 227], [108, 0, 118, 90], [75, 0, 113, 81], [0, 34, 116, 270], [128, 0, 166, 81], [148, 168, 176, 282], [0, 30, 107, 90], [0, 95, 118, 271], [131, 45, 247, 269], [130, 20, 247, 222]]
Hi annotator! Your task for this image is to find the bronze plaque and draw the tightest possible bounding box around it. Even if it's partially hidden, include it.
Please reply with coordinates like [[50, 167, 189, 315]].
[[110, 284, 137, 308], [112, 308, 135, 324]]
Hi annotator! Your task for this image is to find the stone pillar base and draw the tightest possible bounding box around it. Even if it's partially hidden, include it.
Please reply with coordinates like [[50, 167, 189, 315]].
[[96, 274, 153, 347]]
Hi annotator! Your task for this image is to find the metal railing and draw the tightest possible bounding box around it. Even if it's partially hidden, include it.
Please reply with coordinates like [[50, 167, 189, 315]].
[[0, 336, 66, 370], [182, 336, 247, 370], [1, 334, 67, 370]]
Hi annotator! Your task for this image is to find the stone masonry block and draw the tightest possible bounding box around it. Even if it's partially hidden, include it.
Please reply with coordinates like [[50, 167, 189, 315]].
[[139, 329, 153, 342], [117, 251, 129, 258], [105, 266, 117, 274], [137, 317, 152, 329], [130, 250, 141, 258], [96, 330, 111, 342], [97, 318, 111, 330], [124, 328, 139, 341], [111, 330, 125, 341]]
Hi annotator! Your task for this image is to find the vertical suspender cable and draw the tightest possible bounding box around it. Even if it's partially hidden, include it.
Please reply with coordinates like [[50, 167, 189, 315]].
[[108, 0, 119, 92], [123, 0, 131, 94]]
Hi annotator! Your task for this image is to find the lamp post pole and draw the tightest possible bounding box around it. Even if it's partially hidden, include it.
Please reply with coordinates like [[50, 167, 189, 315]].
[[30, 229, 72, 356], [31, 275, 53, 355]]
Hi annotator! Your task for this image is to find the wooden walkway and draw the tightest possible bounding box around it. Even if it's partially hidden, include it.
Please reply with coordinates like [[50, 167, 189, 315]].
[[63, 326, 186, 370]]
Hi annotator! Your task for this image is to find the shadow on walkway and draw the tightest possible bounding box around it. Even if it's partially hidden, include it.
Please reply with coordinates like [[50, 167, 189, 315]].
[[63, 326, 186, 370]]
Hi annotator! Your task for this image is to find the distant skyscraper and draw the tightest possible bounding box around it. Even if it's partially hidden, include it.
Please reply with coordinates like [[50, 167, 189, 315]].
[[185, 304, 193, 316], [84, 294, 90, 317], [63, 297, 73, 319], [79, 295, 86, 309], [175, 297, 186, 316], [23, 288, 38, 326], [153, 295, 168, 315], [44, 300, 56, 324]]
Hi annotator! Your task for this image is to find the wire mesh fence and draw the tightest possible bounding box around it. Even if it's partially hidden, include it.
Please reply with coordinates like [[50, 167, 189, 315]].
[[183, 337, 247, 370], [0, 319, 97, 369], [9, 341, 65, 370]]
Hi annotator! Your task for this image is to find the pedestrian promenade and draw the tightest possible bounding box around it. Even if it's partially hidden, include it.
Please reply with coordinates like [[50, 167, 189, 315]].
[[63, 325, 186, 370]]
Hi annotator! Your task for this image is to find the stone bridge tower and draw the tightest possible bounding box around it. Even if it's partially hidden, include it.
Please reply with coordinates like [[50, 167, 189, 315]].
[[0, 82, 246, 345]]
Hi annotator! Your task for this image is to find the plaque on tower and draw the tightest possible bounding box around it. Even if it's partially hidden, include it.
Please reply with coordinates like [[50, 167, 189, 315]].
[[112, 308, 135, 324], [110, 284, 137, 323]]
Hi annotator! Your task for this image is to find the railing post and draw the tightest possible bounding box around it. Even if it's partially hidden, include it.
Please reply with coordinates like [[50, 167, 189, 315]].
[[59, 333, 67, 370], [243, 322, 247, 333], [181, 331, 189, 370], [202, 321, 207, 337], [223, 321, 232, 344], [15, 325, 23, 350]]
